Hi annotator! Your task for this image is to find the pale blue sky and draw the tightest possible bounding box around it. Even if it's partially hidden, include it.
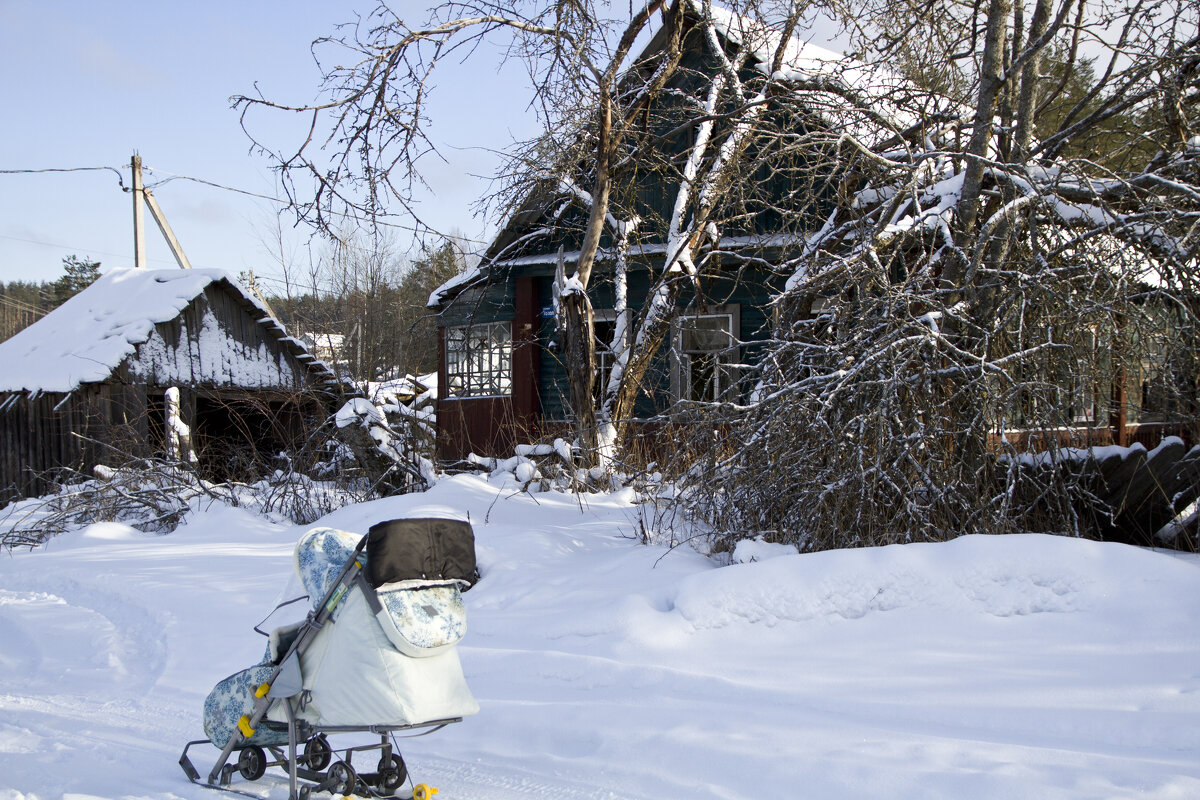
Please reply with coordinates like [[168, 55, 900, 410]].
[[0, 1, 537, 289]]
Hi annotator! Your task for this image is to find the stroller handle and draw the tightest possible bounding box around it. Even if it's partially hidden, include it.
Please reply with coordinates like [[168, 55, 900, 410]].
[[207, 533, 370, 785]]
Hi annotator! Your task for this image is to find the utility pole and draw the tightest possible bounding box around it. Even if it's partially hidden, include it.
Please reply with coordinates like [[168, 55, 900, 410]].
[[130, 153, 193, 270], [132, 154, 147, 269]]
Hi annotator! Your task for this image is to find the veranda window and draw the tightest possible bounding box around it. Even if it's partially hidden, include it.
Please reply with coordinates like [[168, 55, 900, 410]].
[[445, 322, 512, 398]]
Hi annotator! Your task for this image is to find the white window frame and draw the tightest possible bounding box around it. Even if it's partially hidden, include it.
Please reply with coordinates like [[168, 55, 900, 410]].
[[592, 308, 630, 403], [671, 304, 741, 403], [445, 321, 513, 398]]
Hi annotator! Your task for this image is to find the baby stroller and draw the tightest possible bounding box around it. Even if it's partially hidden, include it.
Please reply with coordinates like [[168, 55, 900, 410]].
[[180, 518, 480, 800]]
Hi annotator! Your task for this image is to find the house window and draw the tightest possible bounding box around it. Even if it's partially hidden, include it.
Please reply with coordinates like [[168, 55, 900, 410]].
[[994, 325, 1107, 429], [445, 322, 512, 398], [593, 309, 628, 403], [673, 306, 740, 402]]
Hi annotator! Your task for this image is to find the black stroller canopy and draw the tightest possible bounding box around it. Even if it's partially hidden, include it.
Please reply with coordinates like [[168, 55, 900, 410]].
[[366, 518, 478, 590]]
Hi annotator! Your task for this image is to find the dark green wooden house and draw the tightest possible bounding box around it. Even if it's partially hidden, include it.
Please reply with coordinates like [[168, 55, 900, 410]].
[[429, 1, 1198, 462], [428, 3, 850, 460]]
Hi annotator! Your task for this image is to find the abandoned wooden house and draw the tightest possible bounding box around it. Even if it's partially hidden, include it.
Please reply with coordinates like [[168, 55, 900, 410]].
[[0, 267, 341, 501]]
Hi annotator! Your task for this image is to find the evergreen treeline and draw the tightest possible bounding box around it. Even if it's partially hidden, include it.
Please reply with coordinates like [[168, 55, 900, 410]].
[[0, 256, 100, 341]]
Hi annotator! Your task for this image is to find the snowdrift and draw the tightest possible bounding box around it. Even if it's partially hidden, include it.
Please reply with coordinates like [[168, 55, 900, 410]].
[[2, 474, 1199, 799]]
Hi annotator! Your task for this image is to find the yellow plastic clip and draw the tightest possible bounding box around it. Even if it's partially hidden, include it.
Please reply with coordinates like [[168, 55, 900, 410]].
[[413, 785, 439, 800], [255, 682, 271, 698], [237, 715, 256, 738]]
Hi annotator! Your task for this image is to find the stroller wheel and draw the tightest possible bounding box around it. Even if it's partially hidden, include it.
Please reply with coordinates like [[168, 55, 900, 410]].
[[303, 734, 332, 771], [236, 746, 267, 781], [377, 753, 407, 792], [328, 760, 357, 795]]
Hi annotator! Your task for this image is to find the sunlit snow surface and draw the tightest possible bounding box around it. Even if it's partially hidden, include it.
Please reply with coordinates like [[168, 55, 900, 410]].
[[2, 474, 1199, 799]]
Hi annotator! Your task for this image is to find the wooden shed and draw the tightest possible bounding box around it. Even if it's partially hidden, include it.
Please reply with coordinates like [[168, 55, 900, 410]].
[[0, 268, 341, 502]]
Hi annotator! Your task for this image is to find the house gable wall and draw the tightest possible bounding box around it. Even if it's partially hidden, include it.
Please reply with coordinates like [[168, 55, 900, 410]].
[[431, 12, 842, 457], [128, 284, 318, 390]]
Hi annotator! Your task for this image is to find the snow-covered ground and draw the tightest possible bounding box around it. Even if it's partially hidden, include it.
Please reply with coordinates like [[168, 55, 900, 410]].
[[2, 473, 1200, 799]]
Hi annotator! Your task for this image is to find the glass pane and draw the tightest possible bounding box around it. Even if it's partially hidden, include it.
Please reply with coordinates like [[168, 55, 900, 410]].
[[681, 315, 733, 353], [445, 321, 512, 397]]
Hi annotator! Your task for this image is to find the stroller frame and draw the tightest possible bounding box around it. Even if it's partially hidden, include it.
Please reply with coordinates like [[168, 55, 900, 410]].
[[177, 534, 461, 799], [179, 719, 459, 799]]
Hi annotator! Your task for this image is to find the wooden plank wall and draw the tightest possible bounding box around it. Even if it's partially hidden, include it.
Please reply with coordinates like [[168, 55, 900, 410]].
[[128, 285, 314, 390], [0, 391, 86, 500]]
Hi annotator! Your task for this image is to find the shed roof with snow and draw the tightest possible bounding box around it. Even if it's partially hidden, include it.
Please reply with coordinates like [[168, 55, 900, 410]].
[[0, 267, 336, 396]]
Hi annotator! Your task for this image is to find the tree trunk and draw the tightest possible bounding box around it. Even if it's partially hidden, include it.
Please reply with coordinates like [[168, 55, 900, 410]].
[[950, 0, 1013, 265], [608, 279, 685, 454], [563, 291, 599, 461], [558, 96, 612, 464]]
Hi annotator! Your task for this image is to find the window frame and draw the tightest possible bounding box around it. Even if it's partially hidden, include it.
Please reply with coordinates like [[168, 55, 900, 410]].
[[592, 308, 630, 404], [670, 304, 742, 403], [444, 321, 514, 399]]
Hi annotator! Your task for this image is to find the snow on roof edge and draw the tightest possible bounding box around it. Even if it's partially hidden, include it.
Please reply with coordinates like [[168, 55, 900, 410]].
[[428, 2, 924, 309], [0, 268, 338, 395]]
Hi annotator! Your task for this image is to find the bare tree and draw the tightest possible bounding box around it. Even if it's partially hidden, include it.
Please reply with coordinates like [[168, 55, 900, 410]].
[[675, 0, 1200, 549], [235, 0, 1198, 544], [235, 0, 867, 466], [236, 0, 692, 461]]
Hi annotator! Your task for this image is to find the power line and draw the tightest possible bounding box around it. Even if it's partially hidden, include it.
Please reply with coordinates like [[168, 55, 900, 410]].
[[0, 233, 179, 268], [3, 161, 489, 243], [0, 293, 48, 315], [140, 167, 287, 204], [1, 161, 493, 282], [0, 166, 126, 187], [0, 163, 287, 206], [137, 165, 482, 241]]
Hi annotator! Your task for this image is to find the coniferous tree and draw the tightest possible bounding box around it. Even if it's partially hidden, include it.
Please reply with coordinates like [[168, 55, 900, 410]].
[[51, 255, 100, 305]]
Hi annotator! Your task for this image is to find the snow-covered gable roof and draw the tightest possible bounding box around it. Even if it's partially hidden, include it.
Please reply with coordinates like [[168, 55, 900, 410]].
[[699, 1, 935, 141], [429, 3, 930, 309], [0, 268, 332, 395]]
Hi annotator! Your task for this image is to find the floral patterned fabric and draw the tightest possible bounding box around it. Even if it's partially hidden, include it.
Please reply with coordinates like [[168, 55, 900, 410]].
[[293, 526, 467, 654], [202, 663, 290, 748], [294, 527, 364, 608], [376, 583, 467, 656]]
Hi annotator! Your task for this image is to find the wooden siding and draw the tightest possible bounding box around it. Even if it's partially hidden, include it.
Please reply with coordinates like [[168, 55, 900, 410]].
[[128, 285, 315, 389], [436, 277, 515, 329], [535, 257, 786, 422], [0, 393, 80, 502], [0, 383, 155, 501]]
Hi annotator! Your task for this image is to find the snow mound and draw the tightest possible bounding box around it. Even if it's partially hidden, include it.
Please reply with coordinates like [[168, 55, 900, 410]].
[[730, 536, 798, 564], [673, 534, 1184, 629]]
